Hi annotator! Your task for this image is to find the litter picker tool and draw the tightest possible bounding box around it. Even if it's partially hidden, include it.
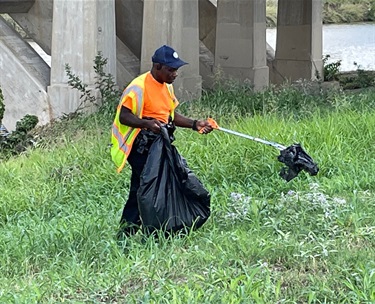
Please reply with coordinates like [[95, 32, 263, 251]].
[[204, 118, 319, 182]]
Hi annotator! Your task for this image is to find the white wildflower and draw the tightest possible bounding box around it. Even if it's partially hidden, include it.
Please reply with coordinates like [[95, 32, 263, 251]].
[[333, 197, 346, 205], [309, 183, 320, 191], [230, 192, 243, 201], [316, 193, 328, 205]]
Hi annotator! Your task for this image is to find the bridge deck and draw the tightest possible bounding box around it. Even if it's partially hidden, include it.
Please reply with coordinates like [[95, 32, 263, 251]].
[[0, 0, 35, 13]]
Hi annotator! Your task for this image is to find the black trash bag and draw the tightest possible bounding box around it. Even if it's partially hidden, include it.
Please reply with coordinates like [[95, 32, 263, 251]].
[[278, 143, 319, 182], [137, 127, 210, 234]]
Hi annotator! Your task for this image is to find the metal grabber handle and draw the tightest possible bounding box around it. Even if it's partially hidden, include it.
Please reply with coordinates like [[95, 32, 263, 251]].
[[202, 118, 286, 151]]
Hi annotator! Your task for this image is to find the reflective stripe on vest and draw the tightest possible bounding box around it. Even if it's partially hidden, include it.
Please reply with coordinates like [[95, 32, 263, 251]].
[[111, 75, 146, 173], [166, 83, 175, 120], [112, 86, 143, 152]]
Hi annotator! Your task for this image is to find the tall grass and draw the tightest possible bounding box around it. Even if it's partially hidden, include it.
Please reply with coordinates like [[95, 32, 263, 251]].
[[1, 85, 375, 303]]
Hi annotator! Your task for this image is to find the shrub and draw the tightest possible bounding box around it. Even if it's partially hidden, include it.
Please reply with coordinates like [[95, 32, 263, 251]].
[[323, 55, 342, 81], [65, 52, 121, 116], [338, 63, 375, 90], [0, 114, 38, 159], [0, 88, 39, 158]]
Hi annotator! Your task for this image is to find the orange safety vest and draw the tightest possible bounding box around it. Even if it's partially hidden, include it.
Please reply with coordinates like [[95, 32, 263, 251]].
[[111, 72, 176, 173]]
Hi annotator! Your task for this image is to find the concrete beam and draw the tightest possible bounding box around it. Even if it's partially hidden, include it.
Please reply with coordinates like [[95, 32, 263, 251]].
[[9, 0, 53, 55], [215, 0, 269, 91], [115, 0, 143, 60], [199, 0, 217, 55], [0, 0, 34, 13], [141, 0, 202, 100], [116, 37, 140, 89]]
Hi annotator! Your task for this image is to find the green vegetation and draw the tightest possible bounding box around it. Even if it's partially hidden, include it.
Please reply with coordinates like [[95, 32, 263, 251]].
[[0, 114, 38, 157], [323, 55, 342, 82], [338, 63, 375, 90], [266, 0, 278, 28], [323, 56, 375, 89], [65, 52, 121, 116], [1, 61, 375, 302], [0, 87, 39, 159], [323, 0, 375, 24], [266, 0, 375, 27]]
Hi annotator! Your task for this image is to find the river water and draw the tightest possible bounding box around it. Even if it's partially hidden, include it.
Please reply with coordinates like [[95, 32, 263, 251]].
[[267, 23, 375, 71]]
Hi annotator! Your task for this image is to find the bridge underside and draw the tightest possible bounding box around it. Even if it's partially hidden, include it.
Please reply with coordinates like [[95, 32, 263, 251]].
[[0, 0, 322, 130], [0, 0, 34, 13]]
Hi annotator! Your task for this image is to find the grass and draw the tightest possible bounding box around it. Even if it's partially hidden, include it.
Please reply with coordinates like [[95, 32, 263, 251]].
[[1, 85, 375, 303]]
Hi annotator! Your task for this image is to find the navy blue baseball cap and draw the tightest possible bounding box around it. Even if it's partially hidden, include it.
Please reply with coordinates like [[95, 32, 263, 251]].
[[152, 45, 188, 69]]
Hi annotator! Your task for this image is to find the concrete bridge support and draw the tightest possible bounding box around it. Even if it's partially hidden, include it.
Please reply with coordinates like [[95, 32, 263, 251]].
[[272, 0, 323, 83], [47, 0, 116, 119], [214, 0, 269, 91], [0, 15, 50, 130], [141, 0, 202, 100], [8, 0, 53, 56]]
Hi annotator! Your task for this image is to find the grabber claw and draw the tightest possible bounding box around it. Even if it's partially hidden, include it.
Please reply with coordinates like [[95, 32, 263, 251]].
[[206, 118, 319, 181]]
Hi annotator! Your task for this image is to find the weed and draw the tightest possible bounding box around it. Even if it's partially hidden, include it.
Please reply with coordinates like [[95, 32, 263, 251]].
[[64, 63, 97, 109], [355, 63, 375, 88], [93, 53, 122, 114], [338, 62, 375, 90], [323, 55, 342, 81], [64, 52, 121, 115]]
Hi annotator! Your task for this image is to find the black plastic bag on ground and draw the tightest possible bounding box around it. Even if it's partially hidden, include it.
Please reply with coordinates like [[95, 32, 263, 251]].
[[137, 127, 210, 234]]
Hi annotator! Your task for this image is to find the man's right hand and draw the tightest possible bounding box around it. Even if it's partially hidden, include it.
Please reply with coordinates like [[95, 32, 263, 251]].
[[120, 106, 162, 133], [143, 119, 162, 133]]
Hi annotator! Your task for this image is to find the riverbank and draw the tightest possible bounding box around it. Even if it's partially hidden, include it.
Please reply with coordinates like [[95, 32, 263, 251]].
[[266, 0, 375, 27]]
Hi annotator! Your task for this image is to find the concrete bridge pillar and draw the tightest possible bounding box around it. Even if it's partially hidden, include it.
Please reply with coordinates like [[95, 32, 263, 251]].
[[141, 0, 202, 100], [273, 0, 323, 83], [47, 0, 116, 118], [214, 0, 269, 91]]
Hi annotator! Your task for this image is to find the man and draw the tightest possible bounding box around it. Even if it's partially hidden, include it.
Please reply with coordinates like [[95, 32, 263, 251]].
[[111, 45, 213, 237]]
